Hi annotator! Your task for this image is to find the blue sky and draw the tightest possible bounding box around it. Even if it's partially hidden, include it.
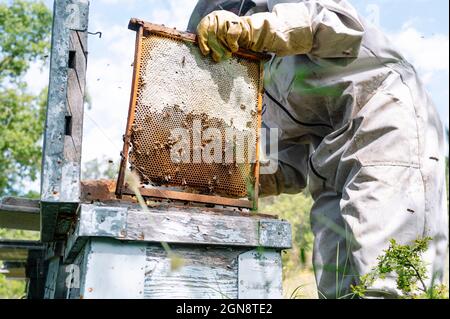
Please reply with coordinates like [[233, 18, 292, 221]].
[[31, 0, 449, 164]]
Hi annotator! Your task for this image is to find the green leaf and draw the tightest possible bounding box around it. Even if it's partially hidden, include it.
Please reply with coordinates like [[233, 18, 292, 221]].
[[0, 0, 51, 196]]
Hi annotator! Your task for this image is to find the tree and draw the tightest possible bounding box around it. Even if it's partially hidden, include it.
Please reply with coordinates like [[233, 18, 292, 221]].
[[0, 0, 52, 299], [0, 0, 52, 196]]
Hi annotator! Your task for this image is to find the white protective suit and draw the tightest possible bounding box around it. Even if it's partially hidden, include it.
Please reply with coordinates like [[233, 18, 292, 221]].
[[188, 0, 448, 298]]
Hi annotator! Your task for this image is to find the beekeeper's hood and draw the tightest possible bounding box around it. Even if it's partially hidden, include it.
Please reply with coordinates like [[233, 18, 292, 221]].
[[187, 0, 271, 32]]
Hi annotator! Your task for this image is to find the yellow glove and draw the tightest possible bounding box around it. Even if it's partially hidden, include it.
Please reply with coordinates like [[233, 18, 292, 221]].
[[197, 10, 249, 62], [197, 4, 314, 62]]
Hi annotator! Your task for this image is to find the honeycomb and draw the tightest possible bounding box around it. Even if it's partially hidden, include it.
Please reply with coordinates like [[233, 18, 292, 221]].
[[127, 32, 262, 198]]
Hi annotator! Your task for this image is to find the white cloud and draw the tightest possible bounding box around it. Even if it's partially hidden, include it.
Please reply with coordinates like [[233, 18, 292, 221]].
[[146, 0, 197, 30], [82, 0, 198, 163], [387, 24, 449, 74]]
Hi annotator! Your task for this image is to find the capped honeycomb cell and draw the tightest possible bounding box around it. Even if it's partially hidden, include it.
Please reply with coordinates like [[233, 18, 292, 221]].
[[117, 20, 265, 207]]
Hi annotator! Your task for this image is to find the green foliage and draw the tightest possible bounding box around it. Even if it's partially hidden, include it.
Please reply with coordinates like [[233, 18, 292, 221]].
[[0, 274, 26, 299], [0, 87, 47, 195], [0, 219, 39, 300], [351, 237, 449, 299], [0, 0, 52, 197], [260, 193, 314, 270], [0, 228, 39, 299], [0, 0, 52, 81], [0, 0, 51, 298]]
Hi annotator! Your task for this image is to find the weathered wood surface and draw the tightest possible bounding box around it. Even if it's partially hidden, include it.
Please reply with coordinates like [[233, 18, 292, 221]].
[[41, 0, 88, 203], [144, 245, 242, 299], [78, 239, 147, 299], [69, 238, 283, 299], [65, 30, 86, 163], [64, 203, 292, 263], [0, 240, 44, 262], [41, 0, 89, 242], [126, 209, 259, 245], [122, 187, 255, 209], [238, 250, 283, 299], [0, 197, 40, 231], [0, 240, 45, 282], [44, 257, 61, 299]]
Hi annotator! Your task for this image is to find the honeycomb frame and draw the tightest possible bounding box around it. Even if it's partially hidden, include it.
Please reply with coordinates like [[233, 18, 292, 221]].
[[116, 19, 266, 209]]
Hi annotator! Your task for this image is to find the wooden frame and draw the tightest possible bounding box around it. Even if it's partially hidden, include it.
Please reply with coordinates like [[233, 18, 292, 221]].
[[116, 19, 268, 210], [64, 203, 292, 263]]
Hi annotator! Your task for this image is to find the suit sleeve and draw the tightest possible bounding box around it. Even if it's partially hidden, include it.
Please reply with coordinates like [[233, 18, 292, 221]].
[[243, 0, 365, 59], [259, 125, 309, 197]]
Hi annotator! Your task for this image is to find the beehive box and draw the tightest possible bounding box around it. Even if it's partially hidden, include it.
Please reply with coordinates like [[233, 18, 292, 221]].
[[116, 19, 266, 209]]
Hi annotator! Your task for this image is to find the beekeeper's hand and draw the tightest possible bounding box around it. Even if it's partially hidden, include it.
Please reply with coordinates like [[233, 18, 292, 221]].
[[197, 4, 314, 62], [197, 10, 246, 62]]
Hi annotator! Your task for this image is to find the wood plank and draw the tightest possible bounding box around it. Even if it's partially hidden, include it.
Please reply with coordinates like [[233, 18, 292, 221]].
[[116, 26, 143, 196], [1, 263, 26, 279], [76, 238, 244, 299], [238, 250, 283, 299], [41, 0, 89, 241], [0, 197, 40, 231], [0, 240, 44, 262], [0, 248, 28, 262], [126, 209, 259, 246], [80, 239, 147, 299], [76, 30, 88, 60], [44, 257, 61, 299], [69, 30, 87, 95], [144, 245, 241, 299], [65, 68, 83, 162], [80, 181, 278, 218], [123, 187, 254, 209], [64, 203, 291, 263]]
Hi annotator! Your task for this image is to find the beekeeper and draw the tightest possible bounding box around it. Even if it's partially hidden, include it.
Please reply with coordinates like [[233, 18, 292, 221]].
[[187, 0, 448, 298]]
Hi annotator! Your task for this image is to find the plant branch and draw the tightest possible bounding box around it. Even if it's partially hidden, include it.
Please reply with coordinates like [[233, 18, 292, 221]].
[[405, 261, 428, 293]]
